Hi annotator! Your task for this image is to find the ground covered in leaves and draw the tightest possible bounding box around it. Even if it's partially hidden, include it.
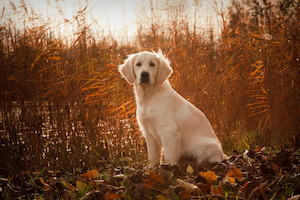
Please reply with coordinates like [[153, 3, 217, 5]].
[[1, 148, 300, 199]]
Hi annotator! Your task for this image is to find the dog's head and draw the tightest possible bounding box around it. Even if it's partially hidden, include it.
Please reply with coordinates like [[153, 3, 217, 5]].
[[119, 50, 172, 85]]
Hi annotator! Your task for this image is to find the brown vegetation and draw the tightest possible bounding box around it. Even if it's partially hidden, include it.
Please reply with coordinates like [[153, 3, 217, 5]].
[[0, 0, 299, 175]]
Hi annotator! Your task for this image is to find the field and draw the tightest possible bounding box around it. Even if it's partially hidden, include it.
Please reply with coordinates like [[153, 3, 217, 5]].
[[0, 0, 299, 199]]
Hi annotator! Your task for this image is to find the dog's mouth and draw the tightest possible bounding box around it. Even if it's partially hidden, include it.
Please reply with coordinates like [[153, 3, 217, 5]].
[[140, 72, 150, 84]]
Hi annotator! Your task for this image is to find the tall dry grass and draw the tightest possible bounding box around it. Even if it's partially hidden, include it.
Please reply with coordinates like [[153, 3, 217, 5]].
[[0, 2, 145, 174], [0, 0, 299, 174]]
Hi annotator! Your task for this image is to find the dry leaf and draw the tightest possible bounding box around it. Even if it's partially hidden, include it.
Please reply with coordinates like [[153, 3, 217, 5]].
[[186, 164, 194, 175], [104, 191, 124, 200], [63, 190, 76, 200], [82, 169, 99, 181], [144, 172, 164, 190], [76, 180, 89, 193], [211, 184, 225, 196], [255, 145, 260, 152], [178, 190, 191, 199], [243, 150, 249, 159], [199, 171, 217, 183], [156, 194, 166, 200], [287, 194, 300, 200], [197, 183, 211, 195], [227, 167, 245, 182], [39, 177, 45, 185], [271, 163, 279, 172], [80, 190, 102, 200], [177, 178, 201, 196], [222, 175, 235, 183]]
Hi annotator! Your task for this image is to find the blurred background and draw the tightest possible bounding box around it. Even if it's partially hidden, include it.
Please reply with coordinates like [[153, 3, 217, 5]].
[[0, 0, 299, 174]]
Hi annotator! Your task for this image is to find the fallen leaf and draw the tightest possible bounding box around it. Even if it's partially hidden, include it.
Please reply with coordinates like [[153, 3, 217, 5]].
[[104, 191, 124, 200], [80, 190, 102, 200], [199, 171, 217, 183], [260, 163, 276, 176], [76, 180, 89, 194], [255, 145, 260, 152], [156, 194, 166, 200], [241, 181, 258, 196], [243, 150, 249, 159], [287, 194, 300, 200], [90, 180, 97, 188], [186, 164, 194, 175], [271, 163, 279, 172], [249, 181, 269, 199], [177, 178, 201, 196], [227, 166, 245, 182], [82, 169, 99, 181], [178, 190, 191, 199], [210, 184, 225, 196], [144, 172, 164, 190], [39, 177, 45, 185], [64, 190, 76, 200], [222, 175, 235, 183], [272, 149, 294, 165], [196, 183, 211, 195], [128, 170, 144, 184], [236, 190, 247, 199]]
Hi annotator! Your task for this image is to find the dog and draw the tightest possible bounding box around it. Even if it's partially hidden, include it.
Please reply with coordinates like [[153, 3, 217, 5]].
[[119, 50, 225, 168]]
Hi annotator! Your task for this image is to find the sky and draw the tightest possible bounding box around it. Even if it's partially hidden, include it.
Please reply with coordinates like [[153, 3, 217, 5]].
[[1, 0, 141, 41], [1, 0, 231, 43]]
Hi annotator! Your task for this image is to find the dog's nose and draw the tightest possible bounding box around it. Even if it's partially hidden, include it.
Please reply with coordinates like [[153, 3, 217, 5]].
[[141, 72, 149, 84]]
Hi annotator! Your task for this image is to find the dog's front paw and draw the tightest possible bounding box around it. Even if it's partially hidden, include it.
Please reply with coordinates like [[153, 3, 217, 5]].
[[149, 160, 160, 169]]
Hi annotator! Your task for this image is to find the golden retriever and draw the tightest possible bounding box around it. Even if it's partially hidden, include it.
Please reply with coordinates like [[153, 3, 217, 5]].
[[119, 50, 225, 168]]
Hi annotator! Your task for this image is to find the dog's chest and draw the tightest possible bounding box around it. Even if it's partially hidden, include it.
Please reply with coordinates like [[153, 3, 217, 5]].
[[137, 104, 163, 145], [135, 87, 165, 122], [137, 103, 159, 122], [136, 100, 166, 133]]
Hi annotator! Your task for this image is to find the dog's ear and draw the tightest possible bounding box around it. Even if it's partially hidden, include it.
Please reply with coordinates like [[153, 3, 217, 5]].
[[156, 50, 173, 85], [119, 54, 137, 84]]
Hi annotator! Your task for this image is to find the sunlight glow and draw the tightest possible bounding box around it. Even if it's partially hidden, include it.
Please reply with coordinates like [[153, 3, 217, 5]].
[[1, 0, 230, 43]]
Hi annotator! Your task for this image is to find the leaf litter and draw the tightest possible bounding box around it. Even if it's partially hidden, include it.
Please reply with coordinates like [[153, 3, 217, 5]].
[[1, 147, 300, 199]]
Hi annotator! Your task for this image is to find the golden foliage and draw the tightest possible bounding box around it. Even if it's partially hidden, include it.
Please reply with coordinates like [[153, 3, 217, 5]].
[[199, 171, 217, 183], [0, 0, 299, 173]]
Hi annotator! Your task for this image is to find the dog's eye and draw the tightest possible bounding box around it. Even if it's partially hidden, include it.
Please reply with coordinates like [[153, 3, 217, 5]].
[[136, 62, 142, 67], [149, 62, 155, 67]]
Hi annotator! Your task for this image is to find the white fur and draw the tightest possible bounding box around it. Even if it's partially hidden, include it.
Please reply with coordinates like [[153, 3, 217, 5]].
[[119, 50, 225, 168]]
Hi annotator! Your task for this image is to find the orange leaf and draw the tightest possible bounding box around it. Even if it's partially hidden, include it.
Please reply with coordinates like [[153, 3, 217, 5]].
[[104, 192, 124, 200], [210, 184, 225, 196], [82, 169, 99, 181], [227, 167, 245, 182], [178, 190, 191, 199], [255, 146, 260, 152], [271, 163, 279, 172], [222, 175, 235, 183], [145, 172, 164, 190], [39, 177, 45, 185], [199, 171, 217, 183]]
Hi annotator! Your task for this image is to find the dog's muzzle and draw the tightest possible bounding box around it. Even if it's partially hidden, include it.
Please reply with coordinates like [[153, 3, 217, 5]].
[[140, 71, 150, 84]]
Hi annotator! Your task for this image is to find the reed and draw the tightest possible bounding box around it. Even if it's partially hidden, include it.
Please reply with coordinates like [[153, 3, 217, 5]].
[[0, 0, 299, 174]]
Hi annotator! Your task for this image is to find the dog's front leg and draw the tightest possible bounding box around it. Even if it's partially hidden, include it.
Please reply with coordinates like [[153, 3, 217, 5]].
[[144, 131, 162, 168], [160, 129, 181, 166]]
